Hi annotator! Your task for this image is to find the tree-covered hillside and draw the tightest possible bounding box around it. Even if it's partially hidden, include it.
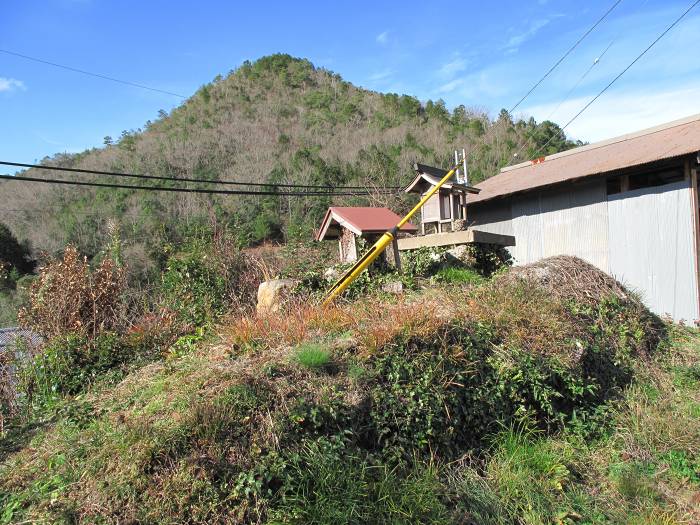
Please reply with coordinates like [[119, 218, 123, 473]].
[[1, 54, 579, 278]]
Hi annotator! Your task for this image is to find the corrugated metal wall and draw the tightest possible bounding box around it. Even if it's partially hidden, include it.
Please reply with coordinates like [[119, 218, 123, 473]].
[[510, 181, 610, 270], [468, 200, 514, 236], [607, 180, 698, 322], [468, 178, 698, 322]]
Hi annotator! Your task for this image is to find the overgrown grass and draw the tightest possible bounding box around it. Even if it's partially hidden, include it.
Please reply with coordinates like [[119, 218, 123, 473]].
[[1, 275, 696, 524]]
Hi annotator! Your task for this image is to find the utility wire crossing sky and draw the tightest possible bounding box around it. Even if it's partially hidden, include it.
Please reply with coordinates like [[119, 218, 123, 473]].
[[1, 0, 699, 172]]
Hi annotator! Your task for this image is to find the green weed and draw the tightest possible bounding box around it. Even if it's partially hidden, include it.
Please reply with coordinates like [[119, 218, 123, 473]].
[[433, 266, 484, 285], [294, 343, 331, 370]]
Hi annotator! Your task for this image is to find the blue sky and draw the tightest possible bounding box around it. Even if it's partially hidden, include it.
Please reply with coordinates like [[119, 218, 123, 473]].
[[1, 0, 699, 174]]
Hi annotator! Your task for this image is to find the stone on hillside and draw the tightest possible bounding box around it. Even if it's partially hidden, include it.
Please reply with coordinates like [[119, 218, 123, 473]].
[[381, 281, 404, 294], [447, 245, 476, 266], [324, 267, 340, 282], [257, 279, 296, 314]]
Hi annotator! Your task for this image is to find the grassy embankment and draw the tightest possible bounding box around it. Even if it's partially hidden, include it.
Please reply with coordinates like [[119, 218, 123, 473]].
[[1, 257, 699, 524]]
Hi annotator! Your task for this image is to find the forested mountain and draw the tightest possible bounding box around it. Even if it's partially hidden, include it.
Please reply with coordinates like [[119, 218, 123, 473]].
[[1, 54, 580, 279]]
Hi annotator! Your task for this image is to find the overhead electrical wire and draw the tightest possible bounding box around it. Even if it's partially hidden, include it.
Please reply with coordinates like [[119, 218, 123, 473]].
[[543, 40, 616, 122], [532, 0, 700, 158], [0, 173, 396, 197], [508, 0, 623, 114], [511, 37, 618, 162], [464, 0, 622, 171], [0, 48, 187, 99], [0, 161, 398, 192]]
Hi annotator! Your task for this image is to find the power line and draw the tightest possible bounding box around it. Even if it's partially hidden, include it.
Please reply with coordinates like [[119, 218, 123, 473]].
[[2, 207, 158, 218], [0, 48, 187, 99], [0, 173, 395, 197], [533, 0, 700, 158], [466, 0, 621, 172], [0, 161, 398, 192], [544, 40, 615, 121], [508, 0, 623, 114], [511, 39, 617, 162], [542, 0, 651, 125]]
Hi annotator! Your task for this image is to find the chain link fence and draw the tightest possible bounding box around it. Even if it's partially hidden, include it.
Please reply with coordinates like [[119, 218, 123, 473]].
[[0, 327, 42, 353], [1, 327, 42, 433]]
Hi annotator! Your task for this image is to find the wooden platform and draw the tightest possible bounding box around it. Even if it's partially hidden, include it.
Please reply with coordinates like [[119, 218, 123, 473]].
[[396, 229, 515, 251]]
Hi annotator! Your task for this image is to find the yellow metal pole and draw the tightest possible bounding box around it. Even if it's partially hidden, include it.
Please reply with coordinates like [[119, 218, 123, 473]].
[[322, 163, 460, 306]]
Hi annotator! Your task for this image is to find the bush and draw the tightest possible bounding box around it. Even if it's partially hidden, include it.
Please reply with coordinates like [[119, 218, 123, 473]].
[[18, 331, 157, 409], [402, 247, 448, 277], [18, 246, 125, 339], [159, 233, 259, 325], [368, 298, 648, 459], [467, 244, 512, 277], [160, 248, 228, 326], [0, 276, 33, 325]]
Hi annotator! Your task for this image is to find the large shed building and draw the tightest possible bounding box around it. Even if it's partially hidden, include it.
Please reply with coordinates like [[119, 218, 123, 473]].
[[467, 114, 700, 323]]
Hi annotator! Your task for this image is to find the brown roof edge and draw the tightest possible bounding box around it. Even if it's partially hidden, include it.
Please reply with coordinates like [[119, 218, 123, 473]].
[[468, 113, 700, 205], [501, 112, 700, 174], [317, 206, 418, 241]]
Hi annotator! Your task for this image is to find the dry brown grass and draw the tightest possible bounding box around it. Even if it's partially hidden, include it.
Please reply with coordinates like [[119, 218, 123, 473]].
[[466, 280, 585, 364], [501, 255, 633, 307], [223, 293, 454, 358]]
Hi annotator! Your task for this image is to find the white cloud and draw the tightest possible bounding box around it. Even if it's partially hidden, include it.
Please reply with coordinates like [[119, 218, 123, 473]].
[[376, 31, 389, 45], [505, 17, 557, 51], [438, 78, 464, 94], [0, 77, 26, 93], [438, 56, 468, 78], [522, 82, 700, 142], [368, 69, 394, 82]]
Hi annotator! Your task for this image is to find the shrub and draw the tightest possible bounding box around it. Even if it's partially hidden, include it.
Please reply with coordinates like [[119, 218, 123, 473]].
[[160, 248, 228, 326], [159, 233, 259, 325], [467, 244, 512, 277], [18, 331, 157, 409], [368, 308, 644, 459], [0, 223, 35, 277], [402, 247, 448, 277], [18, 246, 125, 339], [0, 274, 34, 325]]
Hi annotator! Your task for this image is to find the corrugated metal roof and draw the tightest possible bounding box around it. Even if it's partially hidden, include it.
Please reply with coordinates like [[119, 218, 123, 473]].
[[316, 207, 417, 241], [468, 113, 700, 205]]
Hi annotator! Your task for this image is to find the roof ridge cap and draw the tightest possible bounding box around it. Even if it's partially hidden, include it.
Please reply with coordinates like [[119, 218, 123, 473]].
[[500, 113, 700, 174]]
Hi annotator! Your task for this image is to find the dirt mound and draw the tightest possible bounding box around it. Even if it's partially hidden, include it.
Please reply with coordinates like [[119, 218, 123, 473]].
[[500, 256, 636, 307]]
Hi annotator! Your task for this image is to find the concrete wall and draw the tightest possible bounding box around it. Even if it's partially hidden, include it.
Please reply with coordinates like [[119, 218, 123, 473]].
[[468, 178, 698, 322]]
